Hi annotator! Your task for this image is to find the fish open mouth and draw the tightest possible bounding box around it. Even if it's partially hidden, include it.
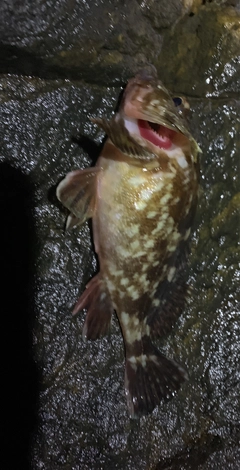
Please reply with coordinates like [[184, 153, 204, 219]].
[[138, 119, 175, 150]]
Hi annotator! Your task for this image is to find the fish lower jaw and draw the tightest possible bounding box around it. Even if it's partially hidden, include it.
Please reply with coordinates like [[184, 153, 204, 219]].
[[123, 116, 189, 167], [124, 116, 176, 152], [138, 119, 174, 149]]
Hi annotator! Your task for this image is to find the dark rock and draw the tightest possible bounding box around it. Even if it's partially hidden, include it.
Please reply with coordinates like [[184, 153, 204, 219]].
[[156, 4, 240, 97], [0, 1, 239, 469]]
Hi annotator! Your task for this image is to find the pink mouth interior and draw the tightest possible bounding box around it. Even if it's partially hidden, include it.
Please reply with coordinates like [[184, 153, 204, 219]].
[[138, 119, 175, 149]]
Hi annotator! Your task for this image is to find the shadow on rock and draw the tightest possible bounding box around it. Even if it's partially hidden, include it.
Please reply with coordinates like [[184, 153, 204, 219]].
[[0, 43, 79, 80], [0, 163, 39, 469], [154, 435, 223, 470]]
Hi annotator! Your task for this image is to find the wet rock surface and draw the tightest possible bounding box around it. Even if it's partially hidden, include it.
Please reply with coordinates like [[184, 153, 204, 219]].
[[1, 1, 239, 469]]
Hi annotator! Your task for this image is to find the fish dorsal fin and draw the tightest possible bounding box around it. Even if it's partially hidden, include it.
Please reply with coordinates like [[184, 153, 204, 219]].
[[56, 167, 101, 227]]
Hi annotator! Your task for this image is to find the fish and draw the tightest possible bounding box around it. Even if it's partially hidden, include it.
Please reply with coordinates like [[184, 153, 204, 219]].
[[56, 66, 200, 418]]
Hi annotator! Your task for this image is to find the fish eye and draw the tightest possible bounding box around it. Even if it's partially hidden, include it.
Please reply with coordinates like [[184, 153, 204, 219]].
[[173, 97, 182, 107]]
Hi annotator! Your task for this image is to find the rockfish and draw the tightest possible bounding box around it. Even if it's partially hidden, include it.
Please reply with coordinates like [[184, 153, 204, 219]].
[[57, 66, 199, 417]]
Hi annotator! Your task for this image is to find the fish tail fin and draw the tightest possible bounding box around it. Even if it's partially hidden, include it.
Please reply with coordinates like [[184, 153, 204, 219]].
[[73, 274, 114, 340], [124, 335, 187, 418]]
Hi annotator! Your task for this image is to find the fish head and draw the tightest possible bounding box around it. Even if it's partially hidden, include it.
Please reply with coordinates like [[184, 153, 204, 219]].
[[93, 66, 200, 165], [122, 66, 174, 123], [118, 66, 199, 160]]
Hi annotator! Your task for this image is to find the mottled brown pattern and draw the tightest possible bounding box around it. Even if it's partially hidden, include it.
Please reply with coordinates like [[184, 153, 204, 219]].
[[57, 67, 199, 417], [95, 154, 197, 340]]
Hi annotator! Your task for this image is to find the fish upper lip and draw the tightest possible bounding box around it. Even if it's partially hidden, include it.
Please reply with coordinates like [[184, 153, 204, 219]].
[[134, 65, 158, 83]]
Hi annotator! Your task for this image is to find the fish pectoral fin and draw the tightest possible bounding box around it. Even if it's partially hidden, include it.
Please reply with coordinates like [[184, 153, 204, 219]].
[[125, 336, 187, 418], [56, 167, 101, 227], [72, 274, 114, 341], [65, 213, 83, 230]]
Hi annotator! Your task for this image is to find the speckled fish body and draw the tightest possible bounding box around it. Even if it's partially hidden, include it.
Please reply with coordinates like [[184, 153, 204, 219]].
[[57, 66, 199, 417]]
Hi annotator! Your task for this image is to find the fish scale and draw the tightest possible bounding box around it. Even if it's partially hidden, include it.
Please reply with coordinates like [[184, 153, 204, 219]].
[[56, 66, 199, 417]]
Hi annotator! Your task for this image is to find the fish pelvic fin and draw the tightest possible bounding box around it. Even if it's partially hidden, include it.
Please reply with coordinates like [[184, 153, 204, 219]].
[[125, 335, 187, 418], [56, 167, 101, 227], [73, 274, 114, 341]]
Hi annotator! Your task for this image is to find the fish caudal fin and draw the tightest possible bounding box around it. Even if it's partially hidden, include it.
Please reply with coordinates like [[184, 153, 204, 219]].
[[56, 167, 101, 227], [125, 336, 187, 418], [73, 274, 114, 340]]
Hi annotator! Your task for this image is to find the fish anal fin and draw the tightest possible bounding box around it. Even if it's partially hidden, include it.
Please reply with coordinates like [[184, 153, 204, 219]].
[[73, 275, 114, 341], [56, 167, 101, 226], [125, 335, 187, 418]]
